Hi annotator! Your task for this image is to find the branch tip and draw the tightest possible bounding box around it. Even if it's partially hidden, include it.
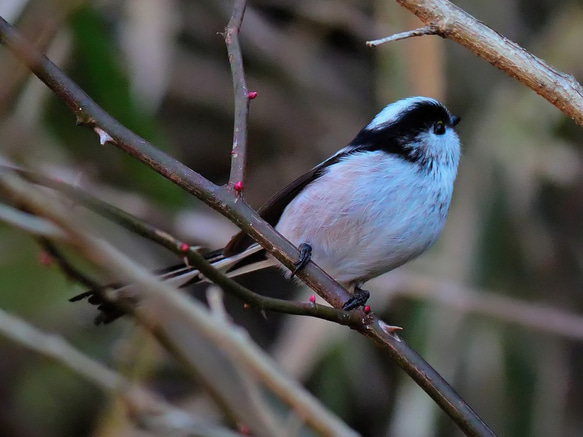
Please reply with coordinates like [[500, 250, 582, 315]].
[[366, 26, 440, 47]]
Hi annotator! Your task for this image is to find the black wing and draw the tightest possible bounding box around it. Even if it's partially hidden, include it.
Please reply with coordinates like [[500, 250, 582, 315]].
[[223, 150, 351, 256]]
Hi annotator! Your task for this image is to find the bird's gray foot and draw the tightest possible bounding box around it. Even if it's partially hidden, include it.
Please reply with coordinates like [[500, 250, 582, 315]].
[[291, 243, 312, 277], [342, 286, 370, 311]]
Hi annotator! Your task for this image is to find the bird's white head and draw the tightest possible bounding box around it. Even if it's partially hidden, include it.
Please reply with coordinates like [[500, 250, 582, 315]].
[[350, 96, 461, 173]]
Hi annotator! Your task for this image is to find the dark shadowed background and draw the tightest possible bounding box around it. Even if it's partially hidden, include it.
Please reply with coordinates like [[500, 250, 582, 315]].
[[1, 0, 583, 436]]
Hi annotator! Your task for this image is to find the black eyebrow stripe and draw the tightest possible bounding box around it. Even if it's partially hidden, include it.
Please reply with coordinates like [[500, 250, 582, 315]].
[[347, 100, 455, 164], [348, 128, 418, 163]]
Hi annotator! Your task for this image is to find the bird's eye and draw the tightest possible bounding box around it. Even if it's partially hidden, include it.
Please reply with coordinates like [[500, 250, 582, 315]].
[[433, 121, 446, 135]]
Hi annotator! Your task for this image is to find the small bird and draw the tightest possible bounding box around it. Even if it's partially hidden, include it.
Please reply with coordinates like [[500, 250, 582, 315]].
[[73, 96, 461, 324]]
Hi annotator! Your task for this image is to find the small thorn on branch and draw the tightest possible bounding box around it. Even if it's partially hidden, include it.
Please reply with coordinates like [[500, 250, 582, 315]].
[[378, 320, 403, 336], [366, 25, 440, 47], [247, 91, 257, 100], [94, 127, 114, 145]]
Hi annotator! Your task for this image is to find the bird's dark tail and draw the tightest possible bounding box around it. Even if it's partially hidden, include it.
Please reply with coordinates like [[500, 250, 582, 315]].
[[70, 244, 271, 325]]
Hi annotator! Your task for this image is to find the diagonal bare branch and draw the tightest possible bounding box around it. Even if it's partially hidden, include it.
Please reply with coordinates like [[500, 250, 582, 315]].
[[381, 0, 583, 127]]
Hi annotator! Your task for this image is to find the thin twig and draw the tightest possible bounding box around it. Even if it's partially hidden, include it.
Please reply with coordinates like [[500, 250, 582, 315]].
[[0, 196, 103, 291], [366, 25, 440, 47], [392, 0, 583, 127], [225, 0, 250, 190], [37, 237, 103, 290]]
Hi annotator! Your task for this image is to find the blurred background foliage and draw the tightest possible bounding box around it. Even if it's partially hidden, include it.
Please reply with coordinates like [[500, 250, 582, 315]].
[[1, 0, 583, 436]]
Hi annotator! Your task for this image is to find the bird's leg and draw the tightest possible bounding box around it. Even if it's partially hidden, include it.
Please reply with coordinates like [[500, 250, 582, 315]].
[[290, 243, 312, 277], [342, 285, 370, 311]]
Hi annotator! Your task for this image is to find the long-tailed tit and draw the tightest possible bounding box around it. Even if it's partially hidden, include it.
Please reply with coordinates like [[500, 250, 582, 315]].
[[73, 96, 461, 324]]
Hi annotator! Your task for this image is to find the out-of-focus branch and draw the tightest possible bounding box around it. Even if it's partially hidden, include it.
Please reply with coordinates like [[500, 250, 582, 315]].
[[9, 166, 195, 256], [0, 202, 64, 237], [0, 14, 495, 437], [373, 0, 583, 127], [225, 0, 251, 190], [0, 170, 358, 437], [0, 307, 240, 437], [384, 274, 583, 342], [0, 193, 102, 290], [0, 0, 77, 119]]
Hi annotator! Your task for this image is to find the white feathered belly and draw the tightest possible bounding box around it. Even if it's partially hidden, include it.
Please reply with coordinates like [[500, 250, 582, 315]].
[[275, 152, 453, 286]]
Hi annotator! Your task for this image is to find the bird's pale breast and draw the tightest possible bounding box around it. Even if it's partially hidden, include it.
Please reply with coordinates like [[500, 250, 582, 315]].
[[275, 151, 453, 286]]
